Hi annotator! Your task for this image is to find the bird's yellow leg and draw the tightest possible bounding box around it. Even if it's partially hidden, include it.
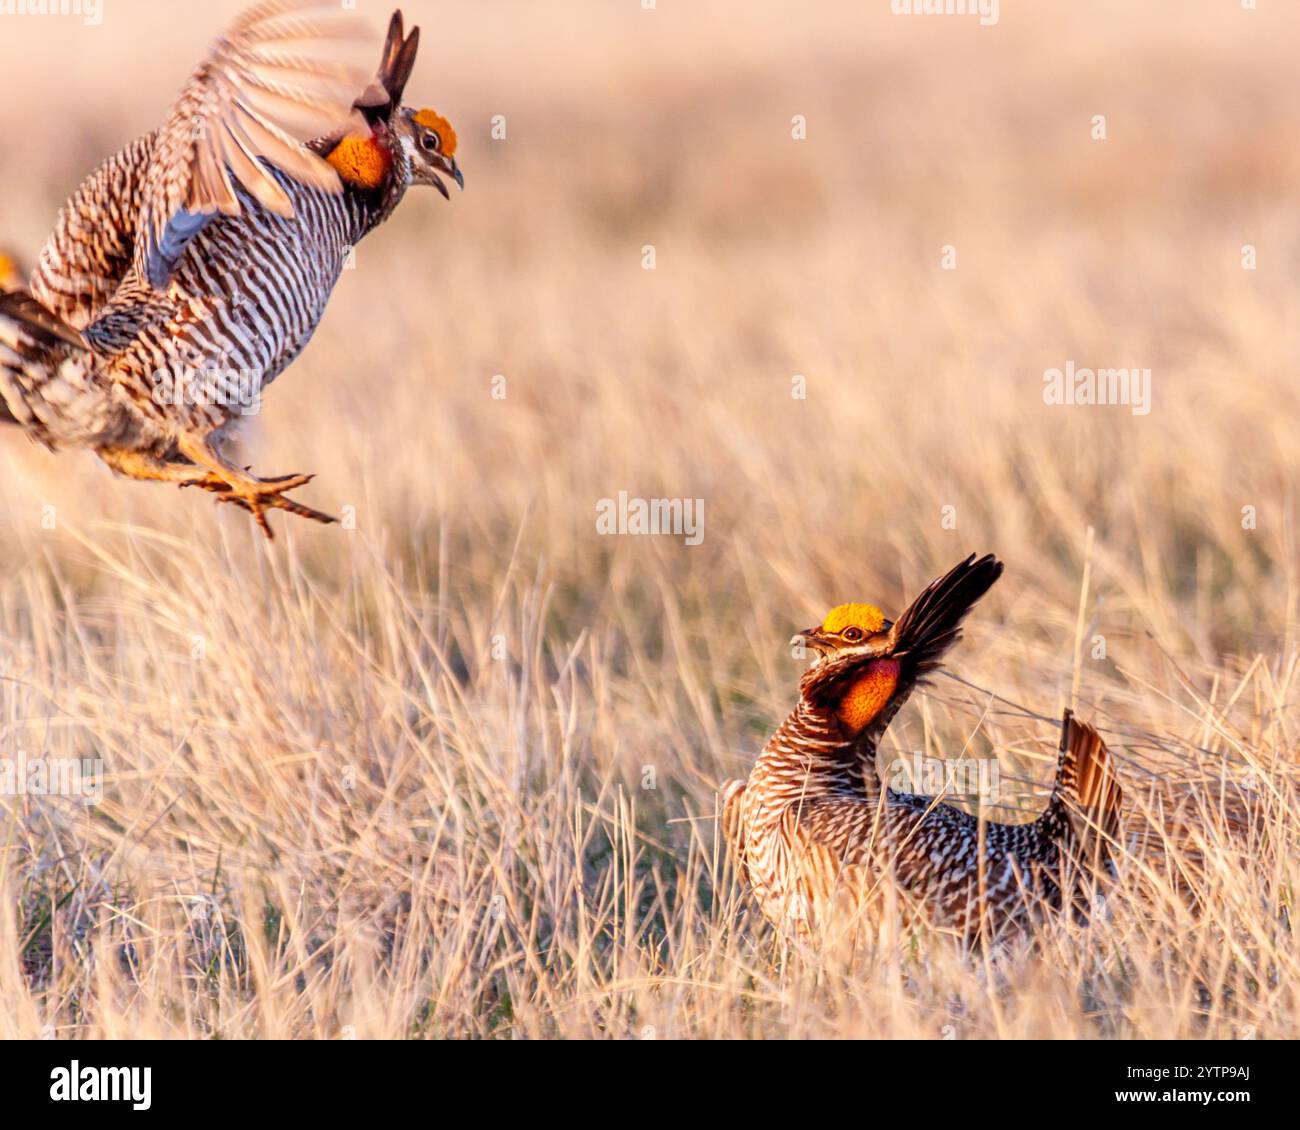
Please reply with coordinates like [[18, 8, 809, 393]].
[[98, 446, 224, 487], [174, 432, 338, 540]]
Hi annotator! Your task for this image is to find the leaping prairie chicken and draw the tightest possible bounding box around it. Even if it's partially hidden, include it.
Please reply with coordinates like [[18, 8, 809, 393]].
[[0, 3, 461, 537], [721, 555, 1124, 944]]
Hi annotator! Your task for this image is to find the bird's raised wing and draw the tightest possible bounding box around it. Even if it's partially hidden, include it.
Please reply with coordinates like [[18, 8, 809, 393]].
[[135, 0, 376, 289]]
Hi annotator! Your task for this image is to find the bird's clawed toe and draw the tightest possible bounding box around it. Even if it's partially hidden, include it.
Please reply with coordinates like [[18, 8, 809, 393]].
[[185, 471, 337, 539]]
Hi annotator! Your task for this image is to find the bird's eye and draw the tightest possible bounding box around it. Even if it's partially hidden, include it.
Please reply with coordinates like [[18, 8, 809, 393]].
[[420, 131, 440, 153], [842, 626, 864, 643]]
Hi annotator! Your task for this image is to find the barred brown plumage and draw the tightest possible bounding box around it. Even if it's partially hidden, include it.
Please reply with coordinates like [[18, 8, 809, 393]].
[[0, 2, 462, 538], [721, 555, 1124, 944]]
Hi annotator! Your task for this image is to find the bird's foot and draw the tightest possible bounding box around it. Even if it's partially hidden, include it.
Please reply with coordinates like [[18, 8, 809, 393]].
[[184, 472, 338, 539]]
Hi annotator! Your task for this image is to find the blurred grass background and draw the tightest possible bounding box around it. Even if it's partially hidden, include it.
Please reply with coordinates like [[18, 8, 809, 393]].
[[0, 0, 1296, 1038]]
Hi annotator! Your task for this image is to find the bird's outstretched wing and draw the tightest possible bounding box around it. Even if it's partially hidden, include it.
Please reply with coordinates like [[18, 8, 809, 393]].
[[135, 0, 375, 289]]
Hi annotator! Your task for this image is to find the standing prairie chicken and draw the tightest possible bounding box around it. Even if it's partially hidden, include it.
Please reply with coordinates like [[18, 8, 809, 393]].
[[0, 3, 461, 537], [721, 555, 1123, 944]]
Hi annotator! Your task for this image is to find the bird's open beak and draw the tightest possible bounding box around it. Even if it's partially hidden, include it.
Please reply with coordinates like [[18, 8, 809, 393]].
[[791, 627, 834, 658], [429, 153, 464, 199]]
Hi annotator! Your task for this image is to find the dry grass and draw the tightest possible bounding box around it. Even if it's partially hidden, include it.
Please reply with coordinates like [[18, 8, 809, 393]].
[[0, 0, 1297, 1038]]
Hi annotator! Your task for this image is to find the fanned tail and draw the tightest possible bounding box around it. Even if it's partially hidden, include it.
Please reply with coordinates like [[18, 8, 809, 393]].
[[1052, 708, 1123, 872]]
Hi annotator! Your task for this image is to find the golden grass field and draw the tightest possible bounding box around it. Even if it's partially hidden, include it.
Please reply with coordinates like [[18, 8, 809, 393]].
[[0, 0, 1298, 1038]]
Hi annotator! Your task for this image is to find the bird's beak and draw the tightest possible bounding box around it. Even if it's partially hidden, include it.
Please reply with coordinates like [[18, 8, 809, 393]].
[[429, 152, 464, 199], [791, 627, 834, 658]]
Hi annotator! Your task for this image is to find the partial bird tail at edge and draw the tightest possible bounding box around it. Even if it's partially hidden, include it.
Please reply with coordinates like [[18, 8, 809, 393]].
[[0, 290, 90, 432], [1052, 708, 1123, 870]]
